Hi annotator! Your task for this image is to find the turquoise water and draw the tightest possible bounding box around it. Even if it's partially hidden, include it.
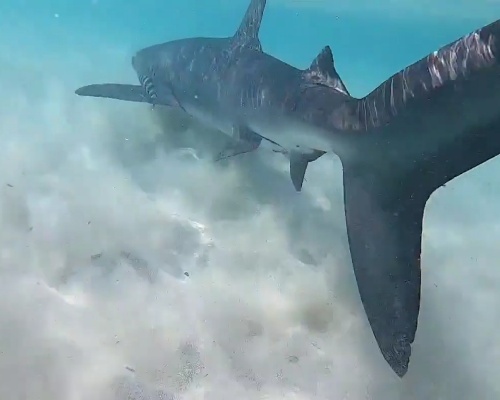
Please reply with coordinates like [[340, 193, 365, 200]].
[[1, 0, 499, 399]]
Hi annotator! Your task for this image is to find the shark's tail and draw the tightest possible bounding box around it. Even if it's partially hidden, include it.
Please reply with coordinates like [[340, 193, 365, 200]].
[[342, 161, 425, 378], [339, 19, 500, 377]]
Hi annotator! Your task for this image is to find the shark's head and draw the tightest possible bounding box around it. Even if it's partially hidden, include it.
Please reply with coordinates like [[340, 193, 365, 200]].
[[130, 38, 231, 106], [132, 45, 170, 74], [131, 43, 179, 103]]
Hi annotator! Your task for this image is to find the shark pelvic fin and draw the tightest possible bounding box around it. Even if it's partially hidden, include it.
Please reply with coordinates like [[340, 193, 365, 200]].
[[233, 0, 267, 51], [289, 149, 326, 191], [303, 46, 350, 95]]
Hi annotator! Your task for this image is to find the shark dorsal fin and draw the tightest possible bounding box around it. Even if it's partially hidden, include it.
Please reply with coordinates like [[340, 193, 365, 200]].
[[232, 0, 267, 51], [303, 46, 350, 95]]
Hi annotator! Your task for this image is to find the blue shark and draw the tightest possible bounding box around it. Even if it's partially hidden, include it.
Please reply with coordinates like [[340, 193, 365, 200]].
[[75, 0, 500, 377]]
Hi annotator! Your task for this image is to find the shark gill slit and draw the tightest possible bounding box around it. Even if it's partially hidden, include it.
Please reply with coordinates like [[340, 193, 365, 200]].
[[139, 75, 158, 102]]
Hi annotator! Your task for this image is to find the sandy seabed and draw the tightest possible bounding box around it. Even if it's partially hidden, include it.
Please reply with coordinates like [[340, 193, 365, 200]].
[[0, 34, 500, 400]]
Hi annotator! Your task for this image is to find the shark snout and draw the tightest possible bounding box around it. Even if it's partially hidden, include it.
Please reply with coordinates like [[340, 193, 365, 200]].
[[131, 52, 146, 72], [131, 51, 154, 75], [131, 54, 138, 70]]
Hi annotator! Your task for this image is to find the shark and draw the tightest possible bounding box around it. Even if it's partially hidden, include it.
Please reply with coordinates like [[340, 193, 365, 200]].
[[75, 0, 500, 377]]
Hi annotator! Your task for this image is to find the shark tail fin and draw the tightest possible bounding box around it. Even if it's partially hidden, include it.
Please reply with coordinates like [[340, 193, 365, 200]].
[[340, 159, 435, 377], [233, 0, 267, 50], [342, 116, 500, 377], [337, 19, 500, 377]]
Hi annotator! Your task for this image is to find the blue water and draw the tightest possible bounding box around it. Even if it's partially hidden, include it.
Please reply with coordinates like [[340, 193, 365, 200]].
[[1, 1, 500, 399], [2, 1, 493, 91]]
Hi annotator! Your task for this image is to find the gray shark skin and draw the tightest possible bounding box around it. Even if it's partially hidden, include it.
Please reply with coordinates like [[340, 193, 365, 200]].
[[75, 0, 500, 378]]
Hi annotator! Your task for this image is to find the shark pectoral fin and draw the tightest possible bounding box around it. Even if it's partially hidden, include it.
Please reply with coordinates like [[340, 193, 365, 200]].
[[75, 84, 147, 103], [76, 83, 182, 109], [342, 162, 430, 377], [289, 149, 326, 191], [215, 136, 262, 161]]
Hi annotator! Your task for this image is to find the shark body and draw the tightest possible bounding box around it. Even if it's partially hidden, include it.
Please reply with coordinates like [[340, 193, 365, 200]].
[[75, 0, 500, 377]]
